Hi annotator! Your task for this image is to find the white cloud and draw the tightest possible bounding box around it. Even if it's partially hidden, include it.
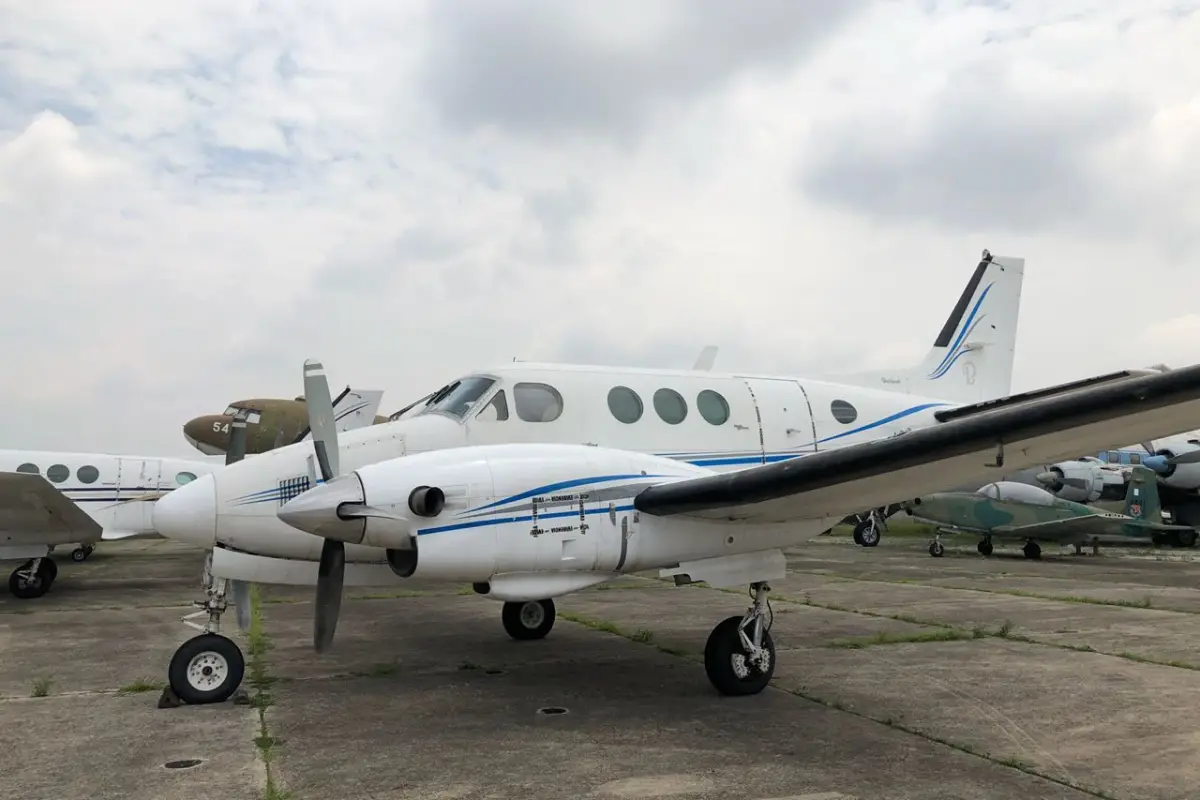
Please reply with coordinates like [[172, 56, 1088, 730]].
[[0, 0, 1197, 457]]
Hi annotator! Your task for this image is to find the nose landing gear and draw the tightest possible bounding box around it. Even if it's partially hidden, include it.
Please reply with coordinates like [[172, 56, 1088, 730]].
[[8, 557, 57, 599], [164, 551, 246, 706]]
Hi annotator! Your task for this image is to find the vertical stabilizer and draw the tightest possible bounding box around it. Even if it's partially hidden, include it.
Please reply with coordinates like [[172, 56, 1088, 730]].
[[1123, 465, 1161, 522], [835, 250, 1025, 405]]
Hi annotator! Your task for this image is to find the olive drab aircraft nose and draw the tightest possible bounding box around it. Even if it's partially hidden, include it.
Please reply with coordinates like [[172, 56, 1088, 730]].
[[183, 414, 232, 456]]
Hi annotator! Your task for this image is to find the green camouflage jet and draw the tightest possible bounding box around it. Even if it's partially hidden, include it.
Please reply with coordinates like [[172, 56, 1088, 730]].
[[901, 465, 1194, 559]]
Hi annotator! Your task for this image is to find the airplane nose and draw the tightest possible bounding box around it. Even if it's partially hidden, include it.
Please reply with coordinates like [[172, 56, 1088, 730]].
[[183, 415, 229, 456], [154, 473, 217, 549]]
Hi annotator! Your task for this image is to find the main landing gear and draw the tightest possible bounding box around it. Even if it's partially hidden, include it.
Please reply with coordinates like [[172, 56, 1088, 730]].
[[71, 545, 95, 562], [704, 581, 776, 696], [166, 552, 245, 706], [977, 537, 994, 557], [502, 599, 556, 640], [1022, 540, 1042, 560], [8, 557, 58, 599], [853, 510, 886, 548]]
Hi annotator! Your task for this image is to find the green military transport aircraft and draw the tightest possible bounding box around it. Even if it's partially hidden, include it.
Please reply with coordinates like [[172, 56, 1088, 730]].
[[902, 465, 1194, 559]]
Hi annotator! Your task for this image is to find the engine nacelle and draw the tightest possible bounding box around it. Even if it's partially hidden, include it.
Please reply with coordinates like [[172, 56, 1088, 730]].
[[1154, 444, 1200, 489], [1038, 460, 1105, 503]]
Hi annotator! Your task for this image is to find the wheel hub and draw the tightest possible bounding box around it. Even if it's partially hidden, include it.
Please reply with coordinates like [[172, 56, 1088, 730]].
[[186, 651, 230, 691], [519, 602, 545, 629]]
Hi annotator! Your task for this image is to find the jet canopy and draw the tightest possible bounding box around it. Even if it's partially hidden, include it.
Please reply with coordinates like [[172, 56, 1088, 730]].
[[975, 481, 1057, 506]]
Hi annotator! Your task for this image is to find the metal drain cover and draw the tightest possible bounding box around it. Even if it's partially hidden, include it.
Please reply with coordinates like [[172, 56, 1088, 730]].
[[164, 759, 203, 770]]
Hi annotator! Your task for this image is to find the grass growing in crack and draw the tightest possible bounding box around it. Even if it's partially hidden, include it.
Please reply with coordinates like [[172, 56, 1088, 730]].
[[558, 611, 692, 659], [247, 584, 291, 800], [118, 678, 165, 695], [826, 628, 976, 649], [30, 677, 52, 697]]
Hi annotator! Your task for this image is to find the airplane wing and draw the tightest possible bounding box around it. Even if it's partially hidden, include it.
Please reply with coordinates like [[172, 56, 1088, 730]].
[[634, 365, 1200, 524], [993, 514, 1139, 539], [0, 472, 103, 539]]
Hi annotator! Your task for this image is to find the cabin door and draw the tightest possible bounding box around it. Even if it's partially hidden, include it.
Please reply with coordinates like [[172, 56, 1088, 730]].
[[742, 378, 817, 462]]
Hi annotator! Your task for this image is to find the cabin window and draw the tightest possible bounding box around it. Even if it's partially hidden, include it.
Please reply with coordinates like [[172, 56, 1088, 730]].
[[176, 472, 198, 485], [608, 386, 643, 424], [514, 382, 563, 423], [653, 388, 688, 425], [697, 390, 729, 425], [46, 464, 70, 483], [830, 399, 858, 425], [16, 462, 39, 474], [1107, 450, 1121, 463], [422, 376, 497, 419], [76, 465, 99, 484], [475, 390, 509, 422], [1130, 453, 1141, 464]]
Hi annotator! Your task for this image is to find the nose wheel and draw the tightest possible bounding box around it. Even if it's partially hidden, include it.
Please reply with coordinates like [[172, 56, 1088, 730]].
[[168, 633, 245, 705]]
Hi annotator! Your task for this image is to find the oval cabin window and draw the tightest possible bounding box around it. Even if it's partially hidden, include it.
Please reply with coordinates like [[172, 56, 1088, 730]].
[[653, 388, 688, 425], [77, 465, 100, 484], [830, 399, 858, 425], [608, 386, 643, 424], [513, 382, 564, 423], [16, 463, 39, 474], [46, 464, 70, 483], [176, 472, 198, 485], [697, 390, 730, 425]]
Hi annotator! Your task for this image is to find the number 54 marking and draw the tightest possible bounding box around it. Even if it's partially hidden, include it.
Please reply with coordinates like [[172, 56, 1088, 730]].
[[212, 422, 230, 433]]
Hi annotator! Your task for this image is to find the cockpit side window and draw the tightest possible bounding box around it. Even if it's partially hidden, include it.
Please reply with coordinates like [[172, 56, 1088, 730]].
[[246, 410, 262, 424], [223, 405, 239, 416], [475, 390, 509, 422], [420, 376, 497, 419]]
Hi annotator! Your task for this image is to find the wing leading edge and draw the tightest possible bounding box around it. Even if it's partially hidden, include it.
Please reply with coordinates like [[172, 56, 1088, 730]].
[[991, 514, 1183, 539], [634, 364, 1200, 524]]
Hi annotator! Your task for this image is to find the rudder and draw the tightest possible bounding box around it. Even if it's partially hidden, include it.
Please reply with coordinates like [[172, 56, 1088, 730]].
[[1124, 465, 1161, 522]]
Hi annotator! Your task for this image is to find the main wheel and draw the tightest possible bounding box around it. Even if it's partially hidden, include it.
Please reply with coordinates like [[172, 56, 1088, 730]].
[[704, 615, 776, 696], [502, 599, 556, 640], [853, 519, 880, 548], [8, 561, 51, 599], [71, 547, 91, 562], [1023, 541, 1042, 560], [929, 541, 945, 558], [168, 633, 246, 705], [977, 540, 993, 556], [1177, 530, 1198, 548]]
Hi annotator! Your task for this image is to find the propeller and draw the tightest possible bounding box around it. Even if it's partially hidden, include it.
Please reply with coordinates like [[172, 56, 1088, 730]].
[[301, 359, 346, 653], [224, 410, 253, 631]]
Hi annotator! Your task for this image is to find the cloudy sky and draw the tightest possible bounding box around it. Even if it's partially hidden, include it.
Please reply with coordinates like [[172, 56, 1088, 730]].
[[2, 0, 1198, 458]]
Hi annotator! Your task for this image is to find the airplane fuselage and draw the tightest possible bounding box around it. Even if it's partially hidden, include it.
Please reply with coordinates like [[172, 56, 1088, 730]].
[[157, 362, 967, 566]]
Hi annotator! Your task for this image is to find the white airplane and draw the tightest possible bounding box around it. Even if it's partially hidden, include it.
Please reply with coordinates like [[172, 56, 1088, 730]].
[[0, 388, 388, 600], [0, 449, 219, 598], [143, 249, 1200, 705]]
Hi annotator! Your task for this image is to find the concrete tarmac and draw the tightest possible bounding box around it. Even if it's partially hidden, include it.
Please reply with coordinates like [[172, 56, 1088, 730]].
[[3, 533, 1200, 800]]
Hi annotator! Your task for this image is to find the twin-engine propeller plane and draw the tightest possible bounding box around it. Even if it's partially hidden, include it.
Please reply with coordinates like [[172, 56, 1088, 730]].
[[149, 252, 1200, 703]]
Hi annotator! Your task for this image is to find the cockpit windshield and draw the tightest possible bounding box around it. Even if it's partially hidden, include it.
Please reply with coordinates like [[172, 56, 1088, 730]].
[[223, 405, 240, 416], [418, 376, 497, 419]]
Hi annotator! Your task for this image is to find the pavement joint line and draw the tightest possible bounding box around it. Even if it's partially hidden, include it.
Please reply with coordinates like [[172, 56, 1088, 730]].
[[783, 568, 1200, 616], [554, 596, 1118, 800], [248, 584, 291, 800]]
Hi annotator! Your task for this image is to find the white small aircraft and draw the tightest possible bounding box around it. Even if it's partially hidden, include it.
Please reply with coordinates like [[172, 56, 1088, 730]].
[[150, 250, 1200, 705], [0, 449, 218, 598], [0, 387, 387, 600]]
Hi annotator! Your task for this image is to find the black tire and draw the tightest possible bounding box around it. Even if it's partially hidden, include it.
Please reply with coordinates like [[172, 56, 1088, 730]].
[[502, 599, 556, 640], [41, 558, 58, 586], [1177, 530, 1198, 548], [168, 633, 246, 705], [8, 563, 50, 599], [71, 547, 89, 562], [852, 527, 864, 545], [977, 540, 994, 557], [1023, 541, 1041, 560], [929, 542, 945, 558], [853, 519, 880, 547], [704, 615, 776, 696]]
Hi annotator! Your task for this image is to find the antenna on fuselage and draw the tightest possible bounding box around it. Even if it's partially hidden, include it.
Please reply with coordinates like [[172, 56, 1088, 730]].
[[693, 346, 719, 371]]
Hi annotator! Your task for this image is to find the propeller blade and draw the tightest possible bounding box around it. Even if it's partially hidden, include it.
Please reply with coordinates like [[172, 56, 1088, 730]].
[[303, 359, 340, 481], [1140, 441, 1157, 456], [314, 538, 345, 652], [1168, 450, 1200, 466], [225, 410, 248, 466]]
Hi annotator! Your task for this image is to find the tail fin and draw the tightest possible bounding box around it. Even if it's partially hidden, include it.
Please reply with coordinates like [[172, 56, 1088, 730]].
[[1123, 465, 1161, 522], [835, 250, 1025, 405], [333, 389, 385, 433]]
